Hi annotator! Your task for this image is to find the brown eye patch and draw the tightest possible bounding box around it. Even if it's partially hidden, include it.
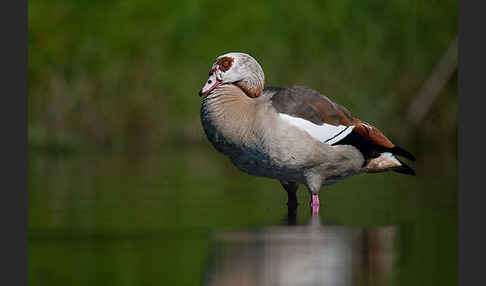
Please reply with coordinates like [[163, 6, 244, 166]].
[[216, 57, 234, 72]]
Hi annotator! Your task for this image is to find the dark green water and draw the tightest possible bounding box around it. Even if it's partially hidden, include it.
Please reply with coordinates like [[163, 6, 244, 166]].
[[28, 145, 456, 286]]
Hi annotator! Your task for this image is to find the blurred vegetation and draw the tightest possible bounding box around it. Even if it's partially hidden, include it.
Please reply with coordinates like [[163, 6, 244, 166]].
[[28, 0, 457, 171]]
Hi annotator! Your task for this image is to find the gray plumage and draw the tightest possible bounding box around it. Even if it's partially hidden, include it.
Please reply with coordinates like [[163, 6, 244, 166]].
[[199, 52, 415, 208], [201, 84, 365, 194]]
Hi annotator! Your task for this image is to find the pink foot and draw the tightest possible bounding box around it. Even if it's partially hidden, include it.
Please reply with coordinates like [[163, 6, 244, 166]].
[[310, 194, 320, 216]]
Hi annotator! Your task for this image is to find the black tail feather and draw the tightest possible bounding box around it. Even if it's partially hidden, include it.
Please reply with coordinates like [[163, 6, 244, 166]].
[[390, 146, 416, 161], [393, 158, 416, 176]]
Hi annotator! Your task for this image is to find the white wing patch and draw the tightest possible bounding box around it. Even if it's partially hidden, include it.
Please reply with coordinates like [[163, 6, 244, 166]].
[[279, 113, 354, 145]]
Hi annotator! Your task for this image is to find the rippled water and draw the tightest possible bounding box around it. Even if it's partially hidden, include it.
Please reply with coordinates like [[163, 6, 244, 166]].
[[207, 216, 397, 286], [28, 146, 457, 286]]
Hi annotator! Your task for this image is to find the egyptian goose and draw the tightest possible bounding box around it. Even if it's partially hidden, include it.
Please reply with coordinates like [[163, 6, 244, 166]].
[[199, 52, 415, 214]]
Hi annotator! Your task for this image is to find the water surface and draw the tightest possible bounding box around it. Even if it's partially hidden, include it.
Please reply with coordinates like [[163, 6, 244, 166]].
[[28, 146, 457, 285]]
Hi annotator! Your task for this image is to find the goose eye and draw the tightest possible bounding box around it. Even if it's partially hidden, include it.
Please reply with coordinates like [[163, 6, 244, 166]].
[[220, 61, 230, 70], [217, 57, 234, 72]]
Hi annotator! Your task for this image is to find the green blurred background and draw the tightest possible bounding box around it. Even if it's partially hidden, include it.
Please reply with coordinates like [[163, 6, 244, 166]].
[[28, 0, 457, 285]]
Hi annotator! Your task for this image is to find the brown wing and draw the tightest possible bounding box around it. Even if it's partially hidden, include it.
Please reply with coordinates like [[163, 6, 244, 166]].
[[352, 120, 394, 148], [267, 85, 395, 149], [268, 86, 353, 126]]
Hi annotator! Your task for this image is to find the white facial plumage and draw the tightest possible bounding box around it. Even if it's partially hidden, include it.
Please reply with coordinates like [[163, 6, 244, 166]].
[[199, 52, 265, 97]]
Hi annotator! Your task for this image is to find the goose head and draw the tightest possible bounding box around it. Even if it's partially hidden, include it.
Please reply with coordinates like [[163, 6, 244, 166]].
[[199, 52, 265, 98]]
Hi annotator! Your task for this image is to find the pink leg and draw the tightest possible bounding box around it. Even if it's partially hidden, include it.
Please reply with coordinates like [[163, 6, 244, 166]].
[[310, 194, 320, 215]]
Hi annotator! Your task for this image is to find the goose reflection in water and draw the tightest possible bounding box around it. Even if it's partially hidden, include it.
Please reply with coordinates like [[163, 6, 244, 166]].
[[205, 211, 397, 286]]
